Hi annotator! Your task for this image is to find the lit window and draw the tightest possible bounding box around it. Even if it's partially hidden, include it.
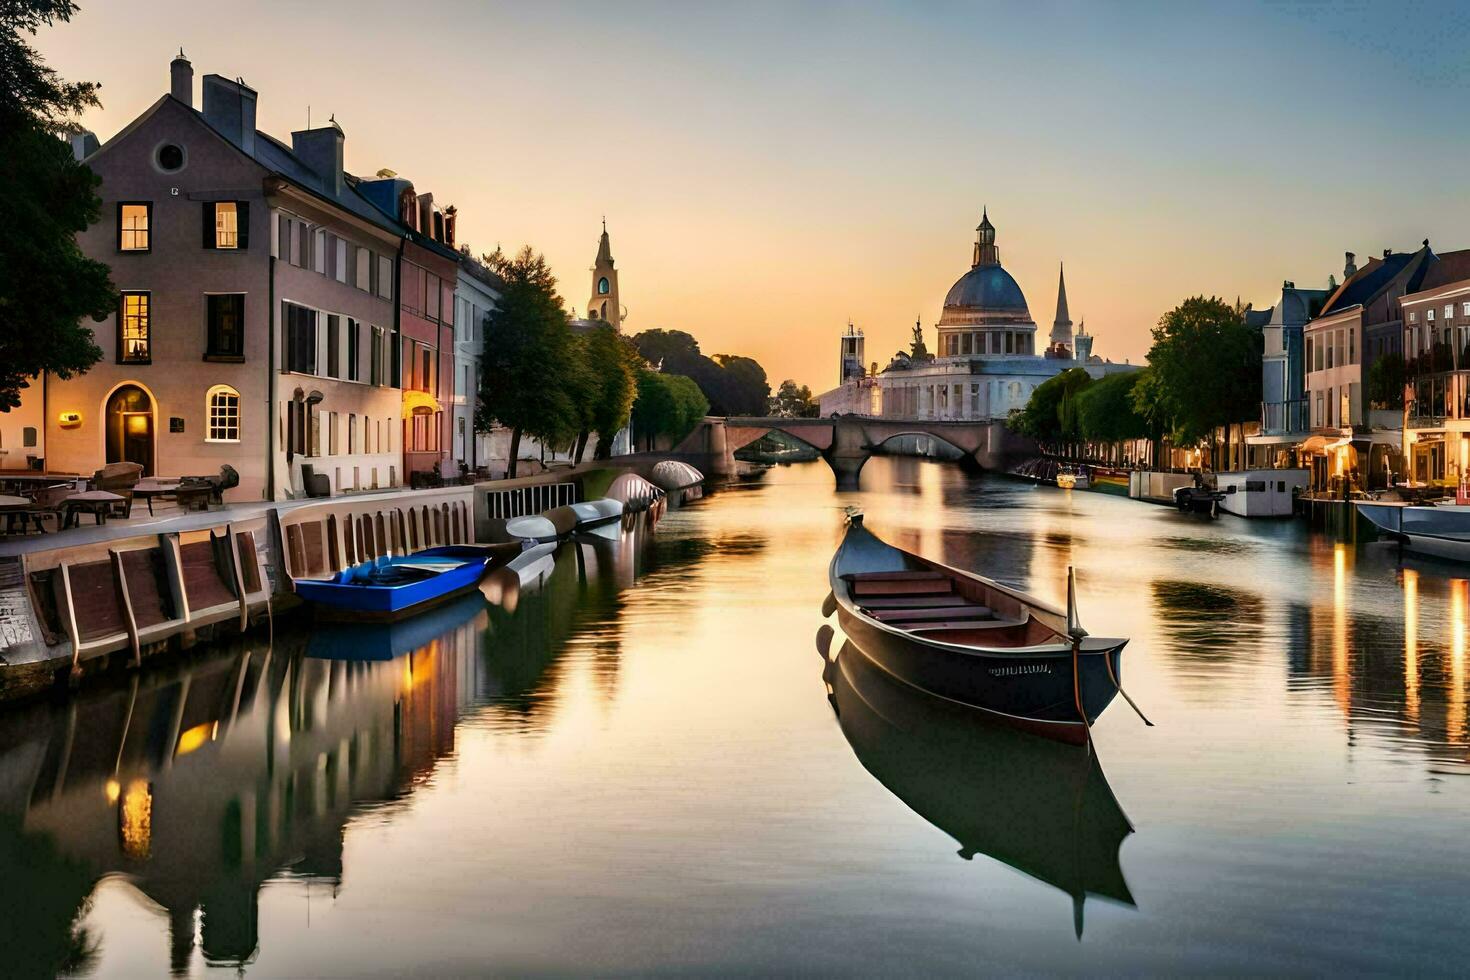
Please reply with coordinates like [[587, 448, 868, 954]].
[[1427, 308, 1435, 321], [1446, 304, 1456, 321], [1409, 311, 1418, 323], [1462, 302, 1470, 317], [119, 292, 150, 363], [119, 203, 150, 251], [215, 202, 239, 249], [207, 385, 241, 442]]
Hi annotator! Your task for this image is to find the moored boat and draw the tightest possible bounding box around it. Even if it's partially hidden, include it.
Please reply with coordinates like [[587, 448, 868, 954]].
[[1356, 501, 1470, 562], [293, 544, 501, 621], [1056, 465, 1091, 490], [827, 515, 1128, 744]]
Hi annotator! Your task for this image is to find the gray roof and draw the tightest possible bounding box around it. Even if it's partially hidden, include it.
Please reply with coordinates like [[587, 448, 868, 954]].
[[943, 264, 1030, 313]]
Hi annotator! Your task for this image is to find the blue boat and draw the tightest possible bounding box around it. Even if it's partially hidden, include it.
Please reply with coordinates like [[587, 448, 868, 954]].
[[293, 545, 502, 621]]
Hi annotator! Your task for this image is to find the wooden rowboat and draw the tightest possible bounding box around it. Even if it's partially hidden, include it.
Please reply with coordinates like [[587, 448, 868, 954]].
[[828, 515, 1127, 744], [294, 544, 515, 622]]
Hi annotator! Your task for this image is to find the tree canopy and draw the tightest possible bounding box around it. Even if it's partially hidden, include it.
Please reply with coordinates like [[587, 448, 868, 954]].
[[1367, 351, 1404, 411], [630, 328, 769, 416], [631, 369, 708, 450], [476, 246, 577, 476], [578, 325, 641, 460], [1131, 296, 1262, 447], [1076, 370, 1152, 443], [771, 379, 818, 418], [0, 1, 115, 410], [1010, 368, 1093, 443]]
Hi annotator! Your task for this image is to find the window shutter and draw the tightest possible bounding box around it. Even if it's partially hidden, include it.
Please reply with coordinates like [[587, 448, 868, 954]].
[[203, 202, 215, 249], [237, 201, 250, 249]]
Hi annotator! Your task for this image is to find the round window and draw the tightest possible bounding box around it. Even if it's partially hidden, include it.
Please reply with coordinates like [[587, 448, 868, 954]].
[[156, 143, 185, 172]]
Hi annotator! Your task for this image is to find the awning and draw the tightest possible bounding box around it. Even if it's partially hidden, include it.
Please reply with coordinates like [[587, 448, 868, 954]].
[[1299, 434, 1352, 455], [402, 390, 442, 415], [1246, 432, 1309, 446]]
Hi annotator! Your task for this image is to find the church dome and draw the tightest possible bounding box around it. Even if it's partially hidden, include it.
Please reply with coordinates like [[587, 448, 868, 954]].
[[943, 264, 1029, 313]]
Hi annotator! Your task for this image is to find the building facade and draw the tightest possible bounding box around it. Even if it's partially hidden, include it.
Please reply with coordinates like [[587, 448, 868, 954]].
[[1245, 279, 1330, 467], [36, 54, 408, 500], [1398, 252, 1470, 489], [452, 255, 502, 473], [819, 212, 1135, 421]]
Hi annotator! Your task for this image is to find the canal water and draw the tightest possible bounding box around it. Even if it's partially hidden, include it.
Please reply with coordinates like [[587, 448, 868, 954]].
[[3, 457, 1468, 977]]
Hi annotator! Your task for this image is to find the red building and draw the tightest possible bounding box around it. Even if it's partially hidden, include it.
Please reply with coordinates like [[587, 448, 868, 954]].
[[359, 178, 459, 481]]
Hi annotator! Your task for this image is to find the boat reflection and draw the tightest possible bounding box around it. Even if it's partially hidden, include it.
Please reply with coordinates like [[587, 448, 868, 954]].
[[821, 639, 1135, 937]]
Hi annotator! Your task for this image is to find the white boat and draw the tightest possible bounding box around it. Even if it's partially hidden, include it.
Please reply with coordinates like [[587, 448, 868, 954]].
[[1356, 502, 1470, 562], [504, 514, 559, 543], [1056, 466, 1090, 490], [1215, 469, 1308, 518], [650, 460, 704, 492]]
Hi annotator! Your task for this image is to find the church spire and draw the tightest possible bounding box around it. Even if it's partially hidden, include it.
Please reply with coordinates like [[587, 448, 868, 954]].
[[588, 220, 620, 330], [1048, 261, 1074, 349]]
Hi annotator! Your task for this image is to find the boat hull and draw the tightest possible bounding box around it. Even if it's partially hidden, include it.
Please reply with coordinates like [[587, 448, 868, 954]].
[[1357, 502, 1470, 562], [836, 606, 1123, 744], [293, 546, 495, 622]]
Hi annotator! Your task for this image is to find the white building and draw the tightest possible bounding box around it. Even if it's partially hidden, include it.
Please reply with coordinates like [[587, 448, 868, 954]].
[[819, 211, 1135, 420], [452, 253, 501, 473]]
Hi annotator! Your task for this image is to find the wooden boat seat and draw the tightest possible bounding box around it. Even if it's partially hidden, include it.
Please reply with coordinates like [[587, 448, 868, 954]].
[[851, 578, 955, 597], [911, 618, 1026, 633], [857, 596, 976, 609], [843, 570, 947, 582], [869, 605, 993, 623]]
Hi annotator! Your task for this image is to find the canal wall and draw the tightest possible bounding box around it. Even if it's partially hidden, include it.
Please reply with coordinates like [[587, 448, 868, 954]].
[[0, 459, 692, 705]]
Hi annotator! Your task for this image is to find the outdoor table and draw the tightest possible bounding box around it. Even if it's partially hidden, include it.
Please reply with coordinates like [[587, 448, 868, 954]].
[[61, 490, 126, 528], [0, 493, 49, 535], [135, 480, 182, 515]]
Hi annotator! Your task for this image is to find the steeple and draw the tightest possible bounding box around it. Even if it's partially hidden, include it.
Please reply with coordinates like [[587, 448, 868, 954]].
[[971, 208, 999, 267], [1050, 261, 1073, 348], [587, 220, 621, 330]]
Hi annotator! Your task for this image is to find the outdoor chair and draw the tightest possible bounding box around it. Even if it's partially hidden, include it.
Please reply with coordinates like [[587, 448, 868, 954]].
[[299, 464, 331, 498], [178, 463, 240, 508], [88, 461, 143, 517]]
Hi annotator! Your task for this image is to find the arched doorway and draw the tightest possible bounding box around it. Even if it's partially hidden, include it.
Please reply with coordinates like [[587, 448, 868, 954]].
[[105, 384, 154, 475]]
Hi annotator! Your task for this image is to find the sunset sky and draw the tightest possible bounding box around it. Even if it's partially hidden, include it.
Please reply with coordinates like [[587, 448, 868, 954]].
[[37, 1, 1470, 391]]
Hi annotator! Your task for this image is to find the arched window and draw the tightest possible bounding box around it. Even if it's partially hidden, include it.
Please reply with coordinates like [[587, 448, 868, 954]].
[[206, 385, 241, 442], [598, 276, 610, 295]]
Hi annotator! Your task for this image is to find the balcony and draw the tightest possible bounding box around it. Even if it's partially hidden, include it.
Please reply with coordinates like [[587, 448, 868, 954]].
[[1406, 368, 1470, 428], [1260, 397, 1309, 436]]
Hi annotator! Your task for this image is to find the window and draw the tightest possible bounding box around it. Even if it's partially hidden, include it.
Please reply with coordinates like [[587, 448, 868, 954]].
[[378, 256, 393, 300], [357, 248, 371, 291], [313, 229, 327, 274], [23, 427, 37, 448], [156, 143, 185, 172], [335, 238, 348, 283], [118, 202, 151, 251], [119, 291, 150, 363], [370, 325, 384, 385], [1462, 302, 1470, 317], [329, 411, 339, 455], [326, 314, 341, 378], [348, 413, 357, 453], [1409, 311, 1418, 323], [421, 345, 433, 392], [1348, 328, 1355, 365], [1427, 308, 1435, 321], [206, 385, 241, 442], [284, 302, 317, 373], [427, 273, 441, 320], [1446, 304, 1455, 321], [347, 319, 361, 381], [205, 293, 245, 359], [206, 201, 248, 249]]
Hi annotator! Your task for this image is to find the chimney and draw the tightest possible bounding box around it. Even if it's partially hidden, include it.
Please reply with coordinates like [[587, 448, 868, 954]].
[[1343, 251, 1357, 279], [68, 130, 99, 161], [444, 205, 457, 249], [292, 121, 345, 197], [1383, 248, 1392, 259], [201, 74, 257, 155], [170, 49, 193, 106]]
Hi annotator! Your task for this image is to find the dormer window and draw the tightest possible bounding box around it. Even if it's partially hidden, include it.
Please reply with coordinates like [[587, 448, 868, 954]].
[[118, 202, 151, 251]]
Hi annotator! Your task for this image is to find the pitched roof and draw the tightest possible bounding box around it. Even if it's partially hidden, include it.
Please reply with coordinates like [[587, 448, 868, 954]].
[[1415, 248, 1470, 292], [1319, 252, 1415, 314]]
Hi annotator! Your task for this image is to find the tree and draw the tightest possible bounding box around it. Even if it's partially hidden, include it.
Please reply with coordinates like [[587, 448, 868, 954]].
[[666, 374, 710, 437], [1077, 371, 1151, 443], [712, 354, 769, 415], [630, 328, 772, 416], [630, 369, 707, 450], [572, 324, 640, 462], [1010, 368, 1092, 443], [0, 1, 115, 410], [1368, 352, 1404, 411], [772, 379, 817, 418], [476, 246, 577, 477], [1132, 296, 1262, 465]]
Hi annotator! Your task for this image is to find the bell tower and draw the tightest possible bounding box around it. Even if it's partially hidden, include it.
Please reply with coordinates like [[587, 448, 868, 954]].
[[587, 218, 621, 331]]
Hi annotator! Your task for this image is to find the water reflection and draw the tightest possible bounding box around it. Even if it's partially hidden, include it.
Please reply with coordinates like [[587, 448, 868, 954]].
[[0, 526, 668, 977], [821, 641, 1135, 938]]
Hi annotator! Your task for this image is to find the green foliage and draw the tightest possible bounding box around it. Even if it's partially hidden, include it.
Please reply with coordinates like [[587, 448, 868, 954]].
[[1010, 368, 1092, 442], [772, 379, 817, 418], [1133, 296, 1262, 446], [631, 369, 708, 449], [630, 329, 769, 415], [476, 246, 576, 474], [1367, 352, 1404, 410], [1076, 371, 1151, 443], [579, 325, 641, 459], [0, 1, 113, 410]]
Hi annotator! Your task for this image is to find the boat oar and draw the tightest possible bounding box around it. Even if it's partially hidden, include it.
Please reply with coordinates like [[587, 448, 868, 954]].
[[1070, 566, 1154, 728], [1103, 652, 1154, 728]]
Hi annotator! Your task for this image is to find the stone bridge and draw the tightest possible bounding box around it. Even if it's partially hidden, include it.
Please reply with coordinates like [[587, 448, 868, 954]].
[[673, 416, 1036, 489]]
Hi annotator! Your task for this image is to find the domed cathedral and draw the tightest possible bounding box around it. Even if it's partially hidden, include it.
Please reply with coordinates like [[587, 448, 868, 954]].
[[935, 210, 1039, 358], [586, 219, 622, 331], [816, 209, 1138, 421]]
